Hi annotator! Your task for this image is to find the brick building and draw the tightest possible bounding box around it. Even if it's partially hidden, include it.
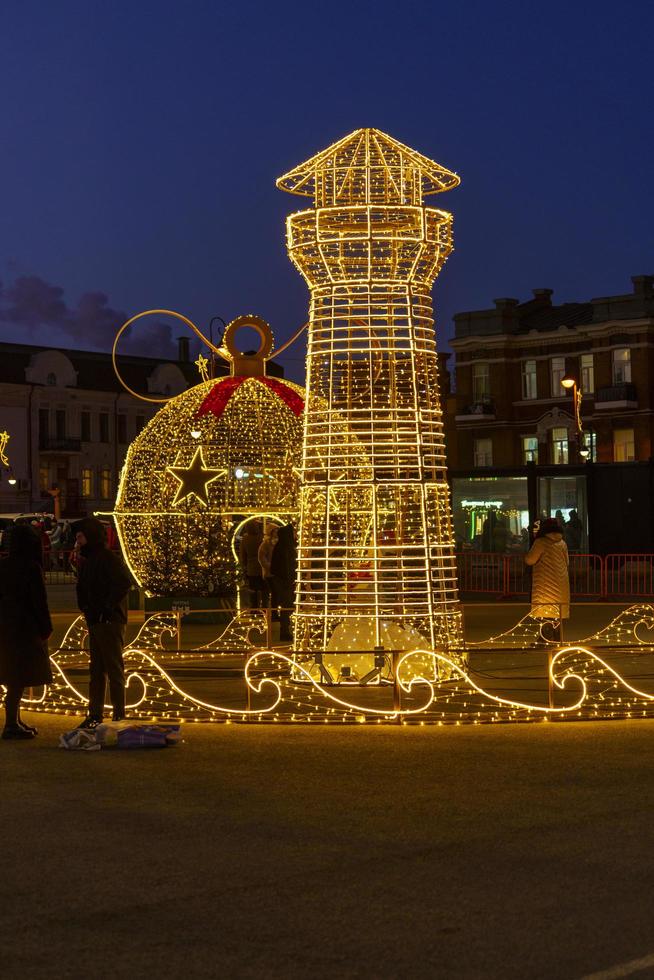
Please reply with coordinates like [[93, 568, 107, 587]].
[[446, 276, 654, 554]]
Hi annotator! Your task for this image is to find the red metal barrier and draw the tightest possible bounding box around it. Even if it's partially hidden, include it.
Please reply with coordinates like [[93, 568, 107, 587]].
[[456, 552, 605, 598], [455, 552, 507, 595], [604, 554, 654, 598]]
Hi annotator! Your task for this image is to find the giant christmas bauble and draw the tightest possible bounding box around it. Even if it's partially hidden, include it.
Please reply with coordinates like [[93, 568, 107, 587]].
[[115, 364, 306, 597]]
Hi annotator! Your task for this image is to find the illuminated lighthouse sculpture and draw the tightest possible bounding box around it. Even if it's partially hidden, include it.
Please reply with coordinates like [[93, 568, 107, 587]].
[[277, 128, 463, 673]]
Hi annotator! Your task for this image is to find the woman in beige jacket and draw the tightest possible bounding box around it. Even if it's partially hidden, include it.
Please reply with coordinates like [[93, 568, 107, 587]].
[[525, 517, 570, 622]]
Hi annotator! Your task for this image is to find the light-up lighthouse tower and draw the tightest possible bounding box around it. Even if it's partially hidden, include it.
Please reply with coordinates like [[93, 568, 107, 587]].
[[277, 128, 463, 669]]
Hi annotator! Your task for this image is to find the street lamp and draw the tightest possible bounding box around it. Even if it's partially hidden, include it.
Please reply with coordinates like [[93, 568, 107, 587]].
[[561, 373, 585, 461]]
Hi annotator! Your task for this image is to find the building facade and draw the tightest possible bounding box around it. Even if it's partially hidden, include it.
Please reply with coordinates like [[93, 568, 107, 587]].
[[447, 275, 654, 554], [0, 339, 228, 518]]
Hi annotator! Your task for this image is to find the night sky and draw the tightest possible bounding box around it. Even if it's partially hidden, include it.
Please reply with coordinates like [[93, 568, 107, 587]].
[[1, 0, 652, 383]]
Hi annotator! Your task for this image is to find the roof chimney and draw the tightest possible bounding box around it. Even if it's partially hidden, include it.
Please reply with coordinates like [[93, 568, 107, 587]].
[[177, 336, 190, 363], [493, 297, 519, 311], [532, 288, 553, 303], [632, 275, 653, 297]]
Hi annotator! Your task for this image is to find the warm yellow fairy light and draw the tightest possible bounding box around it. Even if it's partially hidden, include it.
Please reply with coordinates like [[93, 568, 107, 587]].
[[277, 127, 464, 668], [23, 607, 654, 725], [0, 430, 9, 467], [113, 316, 307, 596]]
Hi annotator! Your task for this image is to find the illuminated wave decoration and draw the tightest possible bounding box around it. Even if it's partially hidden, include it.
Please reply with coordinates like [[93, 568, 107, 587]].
[[467, 614, 562, 649], [16, 613, 654, 725], [579, 604, 654, 647]]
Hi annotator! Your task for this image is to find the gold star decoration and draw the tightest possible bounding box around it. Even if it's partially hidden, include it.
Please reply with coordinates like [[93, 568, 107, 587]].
[[167, 448, 225, 507], [195, 354, 209, 382]]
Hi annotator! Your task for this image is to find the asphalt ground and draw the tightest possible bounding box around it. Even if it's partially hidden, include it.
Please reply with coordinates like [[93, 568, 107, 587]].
[[4, 717, 654, 979]]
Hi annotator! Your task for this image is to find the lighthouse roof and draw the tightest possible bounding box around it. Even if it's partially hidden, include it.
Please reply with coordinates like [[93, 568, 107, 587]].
[[276, 127, 460, 206]]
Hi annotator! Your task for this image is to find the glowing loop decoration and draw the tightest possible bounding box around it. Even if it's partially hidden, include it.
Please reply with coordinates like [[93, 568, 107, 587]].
[[277, 128, 464, 670]]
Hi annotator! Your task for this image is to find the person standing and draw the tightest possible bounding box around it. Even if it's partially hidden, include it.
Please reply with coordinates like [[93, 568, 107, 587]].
[[0, 525, 53, 739], [525, 517, 570, 638], [75, 518, 132, 729], [239, 521, 265, 608], [269, 524, 297, 643]]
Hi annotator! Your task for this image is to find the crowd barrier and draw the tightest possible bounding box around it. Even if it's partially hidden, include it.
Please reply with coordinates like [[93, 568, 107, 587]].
[[456, 552, 654, 599], [6, 547, 654, 599]]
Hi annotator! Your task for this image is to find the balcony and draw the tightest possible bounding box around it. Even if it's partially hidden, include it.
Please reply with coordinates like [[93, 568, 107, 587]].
[[455, 397, 496, 422], [39, 436, 82, 453], [594, 383, 638, 410]]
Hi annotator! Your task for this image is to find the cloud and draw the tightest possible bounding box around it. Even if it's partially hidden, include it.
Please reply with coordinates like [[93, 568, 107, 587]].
[[0, 274, 179, 359]]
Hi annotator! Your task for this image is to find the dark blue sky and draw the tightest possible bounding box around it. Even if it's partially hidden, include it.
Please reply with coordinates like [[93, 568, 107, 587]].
[[1, 0, 651, 382]]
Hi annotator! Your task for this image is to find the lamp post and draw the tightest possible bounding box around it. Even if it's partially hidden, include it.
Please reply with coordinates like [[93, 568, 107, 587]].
[[560, 373, 587, 460]]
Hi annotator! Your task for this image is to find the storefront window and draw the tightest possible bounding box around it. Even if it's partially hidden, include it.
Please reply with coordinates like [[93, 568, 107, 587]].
[[451, 476, 530, 553], [537, 475, 588, 552]]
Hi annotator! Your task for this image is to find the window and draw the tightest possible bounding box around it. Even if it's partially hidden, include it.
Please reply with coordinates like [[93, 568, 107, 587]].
[[46, 372, 57, 386], [38, 408, 49, 443], [81, 468, 93, 497], [99, 412, 110, 443], [135, 415, 146, 435], [613, 428, 635, 462], [522, 436, 538, 463], [612, 348, 631, 384], [550, 357, 566, 396], [521, 360, 537, 399], [451, 476, 529, 552], [99, 467, 112, 498], [39, 464, 49, 491], [55, 409, 66, 441], [473, 438, 493, 467], [472, 363, 490, 402], [551, 427, 569, 464], [81, 411, 91, 442], [581, 430, 597, 461], [581, 353, 594, 393], [117, 414, 127, 444]]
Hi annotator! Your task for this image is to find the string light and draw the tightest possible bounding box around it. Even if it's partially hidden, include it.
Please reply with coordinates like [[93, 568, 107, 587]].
[[112, 316, 307, 597], [19, 605, 654, 725], [277, 127, 464, 672], [0, 430, 9, 467]]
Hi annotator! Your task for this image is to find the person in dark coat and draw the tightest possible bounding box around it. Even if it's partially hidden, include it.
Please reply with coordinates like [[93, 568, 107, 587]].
[[269, 524, 297, 643], [239, 521, 267, 608], [0, 524, 53, 739], [75, 518, 132, 729]]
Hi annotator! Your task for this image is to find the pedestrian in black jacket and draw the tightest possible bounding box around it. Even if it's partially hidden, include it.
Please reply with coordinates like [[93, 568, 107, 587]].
[[75, 518, 132, 729], [0, 524, 53, 739], [270, 524, 297, 642]]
